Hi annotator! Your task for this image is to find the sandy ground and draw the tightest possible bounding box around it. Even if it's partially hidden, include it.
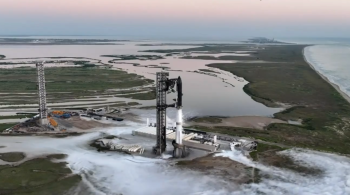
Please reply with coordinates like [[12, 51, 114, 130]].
[[188, 116, 286, 130], [68, 116, 113, 130], [303, 48, 350, 104]]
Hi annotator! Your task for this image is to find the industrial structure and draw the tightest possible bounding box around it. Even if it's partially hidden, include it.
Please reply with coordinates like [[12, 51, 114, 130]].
[[2, 61, 126, 134], [133, 125, 220, 153], [36, 62, 48, 125], [95, 138, 145, 154], [154, 72, 170, 154], [132, 72, 238, 157], [153, 72, 186, 156]]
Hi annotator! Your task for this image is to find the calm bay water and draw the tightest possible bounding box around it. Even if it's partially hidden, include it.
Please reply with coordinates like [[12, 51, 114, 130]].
[[0, 40, 281, 117]]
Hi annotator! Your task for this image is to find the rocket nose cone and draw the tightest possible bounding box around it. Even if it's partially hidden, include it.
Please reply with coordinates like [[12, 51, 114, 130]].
[[177, 76, 182, 83]]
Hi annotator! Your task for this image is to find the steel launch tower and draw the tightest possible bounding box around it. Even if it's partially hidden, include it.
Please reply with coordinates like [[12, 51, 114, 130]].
[[154, 72, 184, 155], [36, 62, 48, 125], [154, 72, 169, 154]]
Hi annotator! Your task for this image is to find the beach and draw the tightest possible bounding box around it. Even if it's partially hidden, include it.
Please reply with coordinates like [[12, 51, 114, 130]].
[[303, 47, 350, 104]]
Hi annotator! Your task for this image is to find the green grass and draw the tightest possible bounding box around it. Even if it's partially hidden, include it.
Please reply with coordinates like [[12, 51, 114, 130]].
[[207, 45, 350, 130], [0, 152, 25, 162], [0, 67, 154, 104], [117, 90, 156, 100], [46, 154, 67, 160], [0, 155, 81, 194], [0, 114, 36, 120], [11, 175, 81, 195], [0, 123, 17, 132]]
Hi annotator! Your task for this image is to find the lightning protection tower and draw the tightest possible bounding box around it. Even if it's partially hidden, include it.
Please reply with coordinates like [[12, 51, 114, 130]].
[[36, 62, 48, 125]]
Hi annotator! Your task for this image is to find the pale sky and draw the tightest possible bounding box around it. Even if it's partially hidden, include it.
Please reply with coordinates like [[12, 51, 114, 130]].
[[1, 0, 349, 39]]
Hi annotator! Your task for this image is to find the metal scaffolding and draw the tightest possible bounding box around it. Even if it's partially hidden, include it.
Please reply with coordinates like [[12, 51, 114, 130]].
[[36, 62, 48, 125], [153, 72, 181, 155], [154, 72, 169, 154]]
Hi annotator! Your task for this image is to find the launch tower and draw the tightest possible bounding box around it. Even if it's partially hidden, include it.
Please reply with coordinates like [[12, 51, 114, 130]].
[[154, 72, 184, 156], [154, 72, 169, 154], [36, 62, 48, 125]]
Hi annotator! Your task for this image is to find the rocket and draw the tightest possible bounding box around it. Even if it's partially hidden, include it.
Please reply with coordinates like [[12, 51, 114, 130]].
[[175, 76, 183, 145], [176, 76, 182, 108]]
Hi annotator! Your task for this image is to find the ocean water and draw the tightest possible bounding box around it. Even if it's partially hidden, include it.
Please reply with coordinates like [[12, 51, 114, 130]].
[[280, 37, 350, 98], [303, 42, 350, 98]]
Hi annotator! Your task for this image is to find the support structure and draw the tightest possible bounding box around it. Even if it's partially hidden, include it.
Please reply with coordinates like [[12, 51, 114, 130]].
[[154, 72, 169, 154], [36, 62, 48, 125], [154, 72, 184, 156]]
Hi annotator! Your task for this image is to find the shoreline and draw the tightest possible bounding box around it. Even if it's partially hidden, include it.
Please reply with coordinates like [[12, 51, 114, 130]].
[[302, 47, 350, 104]]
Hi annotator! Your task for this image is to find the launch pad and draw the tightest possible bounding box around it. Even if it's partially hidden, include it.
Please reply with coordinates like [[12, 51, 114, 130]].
[[146, 72, 220, 158], [133, 126, 219, 153]]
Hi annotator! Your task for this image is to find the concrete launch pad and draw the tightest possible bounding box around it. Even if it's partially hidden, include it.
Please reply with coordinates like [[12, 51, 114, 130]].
[[132, 126, 219, 152]]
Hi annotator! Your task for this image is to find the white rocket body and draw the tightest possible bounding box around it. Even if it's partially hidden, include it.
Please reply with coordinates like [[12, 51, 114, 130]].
[[176, 108, 183, 145]]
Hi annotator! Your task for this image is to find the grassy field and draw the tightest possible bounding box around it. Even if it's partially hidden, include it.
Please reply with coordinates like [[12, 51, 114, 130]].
[[117, 90, 156, 100], [0, 154, 81, 195], [0, 114, 36, 120], [0, 152, 25, 162], [170, 45, 349, 154], [205, 45, 350, 153], [0, 67, 154, 104], [0, 123, 16, 132]]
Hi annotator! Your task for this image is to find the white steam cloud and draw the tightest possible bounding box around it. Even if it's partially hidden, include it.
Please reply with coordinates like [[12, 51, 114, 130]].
[[216, 149, 350, 195], [1, 126, 350, 195]]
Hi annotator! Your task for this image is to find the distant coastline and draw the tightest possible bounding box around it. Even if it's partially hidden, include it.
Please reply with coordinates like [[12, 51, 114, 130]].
[[303, 47, 350, 104]]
